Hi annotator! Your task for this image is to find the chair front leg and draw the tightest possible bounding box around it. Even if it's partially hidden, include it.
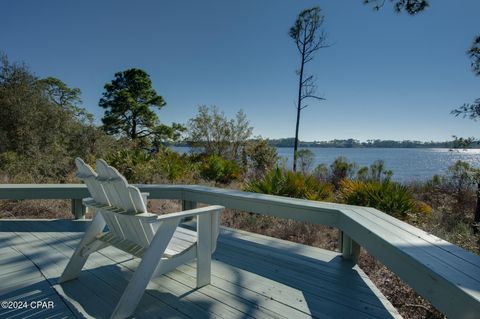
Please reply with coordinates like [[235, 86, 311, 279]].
[[110, 218, 179, 319], [59, 211, 106, 283], [196, 212, 213, 288]]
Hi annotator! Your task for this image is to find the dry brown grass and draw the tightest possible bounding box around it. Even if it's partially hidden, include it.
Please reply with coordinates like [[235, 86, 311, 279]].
[[0, 199, 72, 219], [358, 252, 444, 319], [220, 209, 339, 249]]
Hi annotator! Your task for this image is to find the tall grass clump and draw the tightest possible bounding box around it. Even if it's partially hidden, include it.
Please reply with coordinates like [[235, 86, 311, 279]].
[[200, 154, 242, 184], [339, 179, 431, 220], [245, 167, 333, 201]]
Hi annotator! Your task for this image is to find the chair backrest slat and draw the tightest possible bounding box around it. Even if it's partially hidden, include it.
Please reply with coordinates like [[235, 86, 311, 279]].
[[96, 160, 137, 214], [128, 186, 147, 214], [95, 160, 124, 208], [74, 158, 109, 205]]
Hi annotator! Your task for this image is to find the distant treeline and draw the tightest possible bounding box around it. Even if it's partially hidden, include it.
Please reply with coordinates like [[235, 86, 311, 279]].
[[268, 138, 462, 148], [173, 138, 477, 149]]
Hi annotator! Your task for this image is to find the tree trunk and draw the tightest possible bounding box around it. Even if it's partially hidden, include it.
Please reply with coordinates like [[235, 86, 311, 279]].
[[293, 104, 301, 172], [474, 181, 480, 233], [293, 51, 306, 172], [131, 117, 137, 140]]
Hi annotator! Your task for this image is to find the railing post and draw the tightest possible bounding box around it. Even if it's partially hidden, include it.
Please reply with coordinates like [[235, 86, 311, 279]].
[[71, 199, 86, 220], [182, 200, 197, 211], [181, 200, 197, 222], [339, 231, 360, 263]]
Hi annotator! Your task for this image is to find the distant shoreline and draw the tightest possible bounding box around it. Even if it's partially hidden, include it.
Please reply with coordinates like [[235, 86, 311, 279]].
[[171, 145, 480, 149], [169, 138, 479, 149]]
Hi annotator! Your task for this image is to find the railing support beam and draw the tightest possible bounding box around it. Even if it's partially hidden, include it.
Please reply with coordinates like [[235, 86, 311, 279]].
[[182, 200, 197, 211], [71, 199, 86, 220], [340, 231, 360, 263], [182, 200, 197, 222]]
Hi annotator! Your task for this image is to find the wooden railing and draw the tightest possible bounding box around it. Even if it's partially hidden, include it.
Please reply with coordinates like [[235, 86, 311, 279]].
[[0, 184, 479, 318]]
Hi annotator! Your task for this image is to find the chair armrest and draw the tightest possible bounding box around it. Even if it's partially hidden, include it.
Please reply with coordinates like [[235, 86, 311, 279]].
[[155, 205, 224, 222]]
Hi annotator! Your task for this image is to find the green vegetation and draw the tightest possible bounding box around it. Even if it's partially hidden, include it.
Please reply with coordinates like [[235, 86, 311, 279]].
[[187, 105, 253, 161], [200, 155, 242, 184], [99, 68, 184, 149], [1, 54, 477, 245], [339, 180, 431, 220], [0, 54, 117, 182], [245, 167, 333, 201], [1, 52, 478, 319]]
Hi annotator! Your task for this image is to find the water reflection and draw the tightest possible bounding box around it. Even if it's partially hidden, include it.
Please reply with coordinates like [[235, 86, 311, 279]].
[[171, 146, 480, 183]]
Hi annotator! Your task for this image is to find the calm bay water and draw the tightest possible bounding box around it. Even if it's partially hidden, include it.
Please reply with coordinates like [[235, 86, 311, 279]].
[[170, 147, 480, 183]]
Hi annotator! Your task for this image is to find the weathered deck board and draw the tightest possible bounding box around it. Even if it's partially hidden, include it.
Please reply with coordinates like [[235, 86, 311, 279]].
[[0, 219, 400, 319], [0, 245, 75, 319]]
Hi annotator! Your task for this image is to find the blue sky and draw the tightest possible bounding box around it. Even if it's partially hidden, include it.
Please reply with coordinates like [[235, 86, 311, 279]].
[[1, 0, 479, 141]]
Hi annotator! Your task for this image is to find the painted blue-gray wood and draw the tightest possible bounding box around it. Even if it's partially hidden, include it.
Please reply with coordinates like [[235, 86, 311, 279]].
[[71, 198, 86, 220], [0, 219, 399, 319], [0, 184, 479, 318]]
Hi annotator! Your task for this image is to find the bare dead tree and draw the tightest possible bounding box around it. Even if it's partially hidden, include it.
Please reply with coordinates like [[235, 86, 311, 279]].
[[289, 7, 329, 171]]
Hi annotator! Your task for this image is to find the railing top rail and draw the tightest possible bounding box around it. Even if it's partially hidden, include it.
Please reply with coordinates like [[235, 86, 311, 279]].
[[0, 183, 479, 318]]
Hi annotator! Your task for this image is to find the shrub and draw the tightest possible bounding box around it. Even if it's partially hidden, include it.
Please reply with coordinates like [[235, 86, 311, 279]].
[[448, 160, 476, 195], [312, 163, 329, 183], [105, 148, 200, 183], [154, 148, 198, 182], [330, 156, 357, 188], [339, 179, 431, 220], [356, 160, 393, 182], [200, 155, 242, 184], [187, 105, 253, 161], [244, 138, 278, 178], [245, 167, 333, 201], [104, 149, 155, 182], [296, 149, 315, 174]]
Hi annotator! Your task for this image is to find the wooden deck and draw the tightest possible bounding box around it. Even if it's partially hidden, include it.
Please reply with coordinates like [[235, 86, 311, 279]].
[[0, 219, 400, 319]]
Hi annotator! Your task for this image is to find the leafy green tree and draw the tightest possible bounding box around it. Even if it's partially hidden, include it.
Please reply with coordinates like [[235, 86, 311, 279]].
[[0, 54, 116, 182], [187, 105, 253, 161], [39, 76, 93, 123], [289, 7, 329, 171], [451, 135, 476, 149], [468, 35, 480, 76], [99, 68, 183, 147], [39, 76, 81, 108]]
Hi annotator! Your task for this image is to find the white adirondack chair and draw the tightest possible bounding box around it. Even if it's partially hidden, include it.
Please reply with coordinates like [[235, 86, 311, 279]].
[[60, 158, 224, 319]]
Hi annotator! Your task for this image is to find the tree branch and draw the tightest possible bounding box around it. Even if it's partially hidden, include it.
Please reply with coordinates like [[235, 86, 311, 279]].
[[302, 94, 326, 101]]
